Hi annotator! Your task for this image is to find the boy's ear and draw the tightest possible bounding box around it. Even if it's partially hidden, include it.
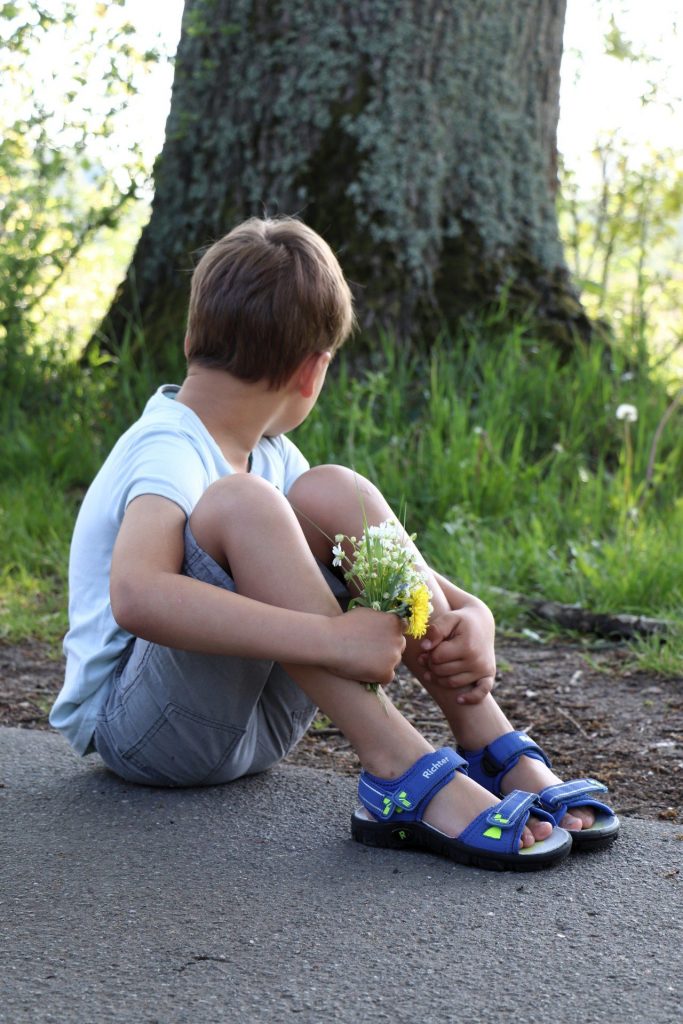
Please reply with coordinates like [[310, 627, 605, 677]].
[[183, 334, 190, 360], [296, 350, 332, 398]]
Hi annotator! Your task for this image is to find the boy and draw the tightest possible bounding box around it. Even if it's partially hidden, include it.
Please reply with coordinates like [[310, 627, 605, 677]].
[[51, 217, 618, 871]]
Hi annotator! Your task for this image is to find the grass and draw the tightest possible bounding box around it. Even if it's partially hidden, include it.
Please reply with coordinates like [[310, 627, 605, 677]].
[[0, 476, 72, 643], [1, 318, 681, 672], [294, 325, 683, 670]]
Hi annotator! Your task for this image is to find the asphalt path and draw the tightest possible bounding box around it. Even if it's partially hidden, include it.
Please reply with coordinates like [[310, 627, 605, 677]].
[[1, 727, 681, 1024]]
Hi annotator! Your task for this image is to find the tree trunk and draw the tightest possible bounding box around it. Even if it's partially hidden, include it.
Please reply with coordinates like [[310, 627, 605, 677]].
[[101, 0, 589, 369]]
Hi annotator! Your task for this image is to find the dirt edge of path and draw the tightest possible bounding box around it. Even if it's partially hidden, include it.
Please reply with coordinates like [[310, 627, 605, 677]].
[[1, 637, 681, 824]]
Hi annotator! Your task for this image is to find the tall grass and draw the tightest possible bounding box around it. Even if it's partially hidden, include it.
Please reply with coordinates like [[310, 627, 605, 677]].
[[294, 324, 682, 643], [1, 319, 681, 671], [0, 328, 184, 642]]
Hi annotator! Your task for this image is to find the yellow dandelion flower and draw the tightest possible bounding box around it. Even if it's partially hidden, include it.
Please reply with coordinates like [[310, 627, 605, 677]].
[[405, 583, 431, 638]]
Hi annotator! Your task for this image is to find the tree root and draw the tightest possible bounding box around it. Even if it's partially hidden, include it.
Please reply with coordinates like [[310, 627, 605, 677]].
[[493, 588, 671, 640]]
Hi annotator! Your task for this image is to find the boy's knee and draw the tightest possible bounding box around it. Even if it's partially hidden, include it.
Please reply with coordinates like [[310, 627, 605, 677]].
[[190, 474, 289, 544], [289, 464, 379, 509], [195, 473, 281, 516], [290, 464, 373, 496]]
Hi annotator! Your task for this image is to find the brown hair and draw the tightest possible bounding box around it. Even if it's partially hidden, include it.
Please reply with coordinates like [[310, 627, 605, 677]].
[[186, 217, 355, 387]]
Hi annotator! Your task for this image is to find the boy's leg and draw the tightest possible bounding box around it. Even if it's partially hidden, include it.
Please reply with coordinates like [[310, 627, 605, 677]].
[[288, 465, 594, 833], [93, 516, 318, 786], [189, 473, 549, 847]]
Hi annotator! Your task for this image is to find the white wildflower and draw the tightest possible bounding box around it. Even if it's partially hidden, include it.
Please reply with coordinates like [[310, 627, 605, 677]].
[[616, 404, 638, 423], [331, 516, 434, 696]]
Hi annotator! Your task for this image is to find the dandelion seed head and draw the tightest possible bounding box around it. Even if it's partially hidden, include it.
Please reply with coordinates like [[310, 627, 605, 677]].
[[616, 403, 638, 423]]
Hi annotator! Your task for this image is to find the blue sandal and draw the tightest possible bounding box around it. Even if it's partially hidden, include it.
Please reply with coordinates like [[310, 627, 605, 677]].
[[351, 748, 572, 872], [462, 731, 620, 851]]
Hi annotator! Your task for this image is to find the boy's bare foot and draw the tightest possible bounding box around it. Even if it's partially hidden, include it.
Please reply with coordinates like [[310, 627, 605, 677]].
[[442, 697, 600, 834], [363, 764, 554, 849], [500, 755, 596, 832], [421, 771, 554, 848]]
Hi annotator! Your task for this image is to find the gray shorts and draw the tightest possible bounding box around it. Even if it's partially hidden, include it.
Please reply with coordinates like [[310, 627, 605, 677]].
[[93, 522, 349, 788]]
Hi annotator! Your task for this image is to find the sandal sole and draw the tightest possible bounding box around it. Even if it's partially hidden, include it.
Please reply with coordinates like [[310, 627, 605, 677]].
[[351, 813, 572, 873], [569, 815, 620, 852]]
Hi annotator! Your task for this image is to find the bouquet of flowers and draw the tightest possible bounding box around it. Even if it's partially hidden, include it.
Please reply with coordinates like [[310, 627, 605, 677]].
[[332, 518, 433, 693]]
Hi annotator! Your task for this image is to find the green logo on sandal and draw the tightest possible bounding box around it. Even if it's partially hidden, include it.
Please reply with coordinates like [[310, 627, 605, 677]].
[[381, 792, 413, 817]]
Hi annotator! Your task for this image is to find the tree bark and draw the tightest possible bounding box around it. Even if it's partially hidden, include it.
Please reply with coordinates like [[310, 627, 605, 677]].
[[101, 0, 589, 369]]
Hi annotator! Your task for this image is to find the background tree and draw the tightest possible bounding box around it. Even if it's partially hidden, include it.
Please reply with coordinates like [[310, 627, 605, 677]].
[[103, 0, 589, 367], [0, 1, 159, 400]]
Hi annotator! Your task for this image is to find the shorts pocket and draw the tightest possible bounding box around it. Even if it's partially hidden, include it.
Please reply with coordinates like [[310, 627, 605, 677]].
[[288, 706, 316, 753], [123, 702, 245, 787], [116, 639, 154, 698]]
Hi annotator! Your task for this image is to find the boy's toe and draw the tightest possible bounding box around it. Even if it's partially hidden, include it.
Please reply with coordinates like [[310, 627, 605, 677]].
[[520, 826, 534, 848], [521, 816, 553, 847], [561, 806, 595, 831]]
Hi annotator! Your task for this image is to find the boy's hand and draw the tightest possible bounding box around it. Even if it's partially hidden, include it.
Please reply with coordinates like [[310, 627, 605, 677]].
[[327, 608, 406, 686], [416, 602, 496, 704]]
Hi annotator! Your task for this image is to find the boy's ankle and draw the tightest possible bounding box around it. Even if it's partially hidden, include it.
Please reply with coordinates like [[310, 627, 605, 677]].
[[499, 754, 561, 796], [360, 742, 434, 780]]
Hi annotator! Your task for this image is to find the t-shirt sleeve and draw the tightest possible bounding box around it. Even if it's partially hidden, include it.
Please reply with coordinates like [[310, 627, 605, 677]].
[[121, 431, 210, 518], [280, 435, 310, 494]]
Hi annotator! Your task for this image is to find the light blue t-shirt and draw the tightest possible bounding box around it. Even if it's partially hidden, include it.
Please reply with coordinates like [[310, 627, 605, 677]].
[[50, 385, 310, 755]]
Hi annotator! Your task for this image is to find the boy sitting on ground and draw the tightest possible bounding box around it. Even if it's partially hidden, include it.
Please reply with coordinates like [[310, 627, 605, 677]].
[[50, 217, 618, 871]]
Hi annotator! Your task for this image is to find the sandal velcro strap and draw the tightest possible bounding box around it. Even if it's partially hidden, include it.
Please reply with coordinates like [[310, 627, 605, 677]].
[[481, 730, 551, 777], [539, 779, 614, 825], [463, 730, 552, 796], [458, 789, 554, 855], [483, 789, 542, 829], [540, 779, 608, 810], [358, 747, 467, 823]]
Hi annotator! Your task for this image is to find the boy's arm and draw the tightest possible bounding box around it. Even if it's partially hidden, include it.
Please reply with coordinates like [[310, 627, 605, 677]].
[[416, 570, 496, 702], [110, 495, 404, 686]]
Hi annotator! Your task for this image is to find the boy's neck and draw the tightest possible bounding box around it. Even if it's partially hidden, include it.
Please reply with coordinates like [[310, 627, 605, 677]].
[[175, 366, 291, 472]]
